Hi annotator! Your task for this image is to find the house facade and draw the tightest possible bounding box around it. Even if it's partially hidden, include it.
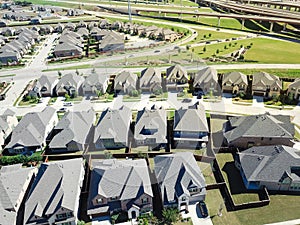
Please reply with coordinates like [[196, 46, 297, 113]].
[[287, 78, 300, 101], [173, 103, 209, 149], [30, 75, 58, 97], [139, 67, 162, 93], [114, 71, 137, 95], [235, 145, 300, 191], [55, 73, 84, 97], [193, 66, 219, 95], [165, 64, 189, 91], [94, 106, 132, 150], [5, 107, 58, 154], [222, 71, 248, 94], [252, 72, 282, 98], [82, 72, 109, 96], [0, 109, 18, 152], [23, 158, 85, 225], [87, 159, 153, 220], [154, 152, 206, 211]]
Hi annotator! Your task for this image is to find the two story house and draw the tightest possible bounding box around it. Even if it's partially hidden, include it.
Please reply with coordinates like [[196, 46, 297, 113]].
[[5, 107, 58, 154], [87, 159, 153, 220], [114, 71, 138, 95], [166, 64, 189, 92], [94, 106, 132, 150], [0, 109, 18, 152], [287, 78, 300, 101], [139, 67, 162, 94], [30, 75, 58, 97], [222, 71, 248, 95], [134, 105, 167, 150], [252, 72, 282, 98], [55, 73, 84, 97], [154, 152, 206, 211], [23, 158, 85, 225], [82, 71, 109, 96], [193, 66, 219, 95], [173, 103, 209, 149]]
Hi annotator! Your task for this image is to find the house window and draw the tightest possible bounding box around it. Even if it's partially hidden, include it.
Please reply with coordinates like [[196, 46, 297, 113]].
[[269, 138, 272, 141], [189, 187, 198, 193], [261, 137, 264, 141], [97, 198, 103, 204], [110, 196, 118, 201], [182, 196, 186, 201], [141, 197, 148, 204]]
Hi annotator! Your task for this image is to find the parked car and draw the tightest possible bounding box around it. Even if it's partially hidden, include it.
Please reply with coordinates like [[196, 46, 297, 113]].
[[63, 102, 73, 107], [182, 98, 192, 103], [58, 107, 68, 113], [198, 201, 208, 218]]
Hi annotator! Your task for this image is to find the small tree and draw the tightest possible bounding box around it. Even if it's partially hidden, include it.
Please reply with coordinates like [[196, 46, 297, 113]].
[[58, 71, 62, 79], [224, 45, 227, 50], [162, 208, 180, 225], [203, 46, 206, 52], [203, 34, 206, 39], [77, 220, 85, 225], [216, 49, 219, 54], [208, 33, 212, 37], [64, 93, 70, 101], [104, 151, 113, 159]]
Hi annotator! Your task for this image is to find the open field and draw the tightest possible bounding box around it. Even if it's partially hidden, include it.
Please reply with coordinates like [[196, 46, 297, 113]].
[[218, 69, 300, 79]]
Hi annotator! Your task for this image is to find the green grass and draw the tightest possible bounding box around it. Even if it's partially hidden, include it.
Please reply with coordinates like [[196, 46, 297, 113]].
[[216, 153, 260, 204], [218, 69, 300, 79], [194, 37, 300, 64], [198, 17, 243, 30], [18, 98, 38, 106], [208, 190, 300, 225], [187, 29, 244, 45]]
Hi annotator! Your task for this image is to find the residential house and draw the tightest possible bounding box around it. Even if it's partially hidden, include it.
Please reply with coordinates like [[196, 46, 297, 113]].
[[99, 19, 110, 29], [222, 71, 248, 95], [23, 158, 85, 225], [193, 66, 219, 95], [82, 71, 109, 96], [5, 107, 58, 154], [30, 75, 58, 97], [87, 159, 153, 219], [94, 106, 132, 150], [112, 21, 123, 31], [158, 29, 178, 42], [55, 73, 84, 97], [235, 145, 300, 191], [88, 21, 99, 30], [99, 31, 124, 52], [154, 152, 206, 210], [77, 27, 89, 39], [67, 8, 84, 16], [49, 110, 95, 153], [139, 67, 162, 93], [287, 78, 300, 101], [76, 20, 87, 29], [252, 72, 282, 98], [224, 113, 295, 149], [134, 105, 167, 150], [54, 23, 64, 33], [65, 22, 76, 31], [173, 103, 209, 149], [53, 31, 83, 58], [114, 70, 138, 95], [90, 27, 108, 41], [0, 164, 37, 225], [0, 109, 18, 152], [39, 25, 53, 35], [165, 64, 188, 91]]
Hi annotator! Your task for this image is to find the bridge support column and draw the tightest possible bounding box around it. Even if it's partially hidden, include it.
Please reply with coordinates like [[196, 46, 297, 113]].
[[217, 17, 221, 27], [269, 22, 274, 32], [241, 19, 245, 30], [164, 12, 166, 17], [197, 16, 199, 22], [283, 23, 287, 31]]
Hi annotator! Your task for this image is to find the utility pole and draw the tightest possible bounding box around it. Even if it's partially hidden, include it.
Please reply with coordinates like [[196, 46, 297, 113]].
[[128, 0, 132, 22]]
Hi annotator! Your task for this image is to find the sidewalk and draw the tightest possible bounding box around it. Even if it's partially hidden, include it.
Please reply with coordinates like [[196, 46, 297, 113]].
[[265, 219, 300, 225]]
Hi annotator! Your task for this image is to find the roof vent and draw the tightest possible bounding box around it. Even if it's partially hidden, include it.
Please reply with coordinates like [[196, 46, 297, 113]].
[[257, 156, 263, 161]]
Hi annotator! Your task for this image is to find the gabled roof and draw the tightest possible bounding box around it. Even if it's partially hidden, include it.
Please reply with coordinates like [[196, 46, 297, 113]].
[[88, 159, 153, 207], [288, 78, 300, 89], [114, 70, 137, 90], [56, 73, 84, 91], [0, 164, 35, 225], [94, 106, 131, 143], [154, 152, 206, 203], [49, 110, 95, 149], [6, 107, 56, 149], [225, 113, 294, 143], [252, 72, 282, 89], [134, 106, 167, 144], [83, 71, 109, 87], [166, 64, 188, 81], [222, 71, 248, 86], [36, 75, 57, 91], [100, 31, 124, 48], [24, 158, 84, 224], [238, 145, 300, 183], [174, 103, 208, 132], [139, 67, 162, 89], [193, 66, 218, 88]]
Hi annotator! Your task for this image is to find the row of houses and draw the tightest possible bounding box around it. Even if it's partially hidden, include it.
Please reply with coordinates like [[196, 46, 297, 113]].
[[0, 28, 39, 65], [2, 103, 209, 154]]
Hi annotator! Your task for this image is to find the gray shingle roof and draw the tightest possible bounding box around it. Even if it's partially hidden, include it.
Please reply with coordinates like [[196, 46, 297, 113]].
[[154, 152, 206, 203], [252, 72, 282, 89], [134, 106, 167, 144], [225, 113, 294, 143], [0, 164, 35, 225], [222, 71, 248, 86], [238, 145, 300, 183], [24, 158, 84, 224], [88, 159, 153, 210], [114, 70, 137, 92], [288, 78, 300, 89], [36, 75, 57, 93], [139, 67, 162, 90], [193, 66, 218, 89], [166, 64, 188, 81], [56, 73, 84, 92], [82, 72, 109, 91], [49, 110, 95, 149], [6, 107, 57, 149], [174, 103, 208, 132], [94, 106, 131, 144]]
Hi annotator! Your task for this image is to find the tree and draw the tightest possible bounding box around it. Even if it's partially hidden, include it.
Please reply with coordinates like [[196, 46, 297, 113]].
[[104, 151, 113, 159], [224, 45, 227, 50], [77, 220, 85, 225], [58, 71, 62, 79], [162, 208, 180, 225], [203, 46, 206, 52], [208, 33, 212, 37], [216, 49, 219, 54], [64, 94, 70, 101]]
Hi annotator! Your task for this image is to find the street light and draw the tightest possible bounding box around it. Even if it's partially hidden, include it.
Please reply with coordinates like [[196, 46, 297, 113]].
[[128, 0, 132, 22]]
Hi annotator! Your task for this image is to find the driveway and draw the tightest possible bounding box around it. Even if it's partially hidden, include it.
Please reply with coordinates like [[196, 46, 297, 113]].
[[181, 203, 213, 225], [252, 96, 265, 108]]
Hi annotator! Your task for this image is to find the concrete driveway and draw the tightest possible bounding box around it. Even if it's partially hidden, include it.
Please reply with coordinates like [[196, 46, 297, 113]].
[[252, 96, 265, 108], [181, 203, 213, 225]]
